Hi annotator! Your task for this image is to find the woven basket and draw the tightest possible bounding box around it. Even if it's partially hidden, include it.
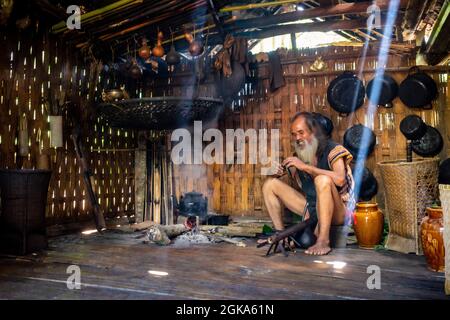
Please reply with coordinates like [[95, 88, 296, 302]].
[[0, 169, 52, 255], [378, 158, 439, 255], [439, 184, 450, 295]]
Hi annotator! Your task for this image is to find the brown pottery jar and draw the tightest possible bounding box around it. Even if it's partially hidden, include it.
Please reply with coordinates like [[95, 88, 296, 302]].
[[353, 202, 384, 249], [421, 206, 445, 272]]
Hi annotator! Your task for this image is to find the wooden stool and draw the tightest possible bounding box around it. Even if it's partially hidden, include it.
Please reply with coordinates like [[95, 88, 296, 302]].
[[330, 225, 349, 248]]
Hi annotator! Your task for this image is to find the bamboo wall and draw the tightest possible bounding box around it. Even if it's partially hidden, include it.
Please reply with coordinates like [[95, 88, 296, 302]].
[[161, 46, 450, 218], [0, 28, 136, 227], [3, 28, 448, 225]]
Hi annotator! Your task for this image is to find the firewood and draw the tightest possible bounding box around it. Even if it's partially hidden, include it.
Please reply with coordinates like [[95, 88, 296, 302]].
[[199, 224, 262, 237], [146, 224, 190, 245], [212, 236, 247, 247], [130, 220, 155, 231]]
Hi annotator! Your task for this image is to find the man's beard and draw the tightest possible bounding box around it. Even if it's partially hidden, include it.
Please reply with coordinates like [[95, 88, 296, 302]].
[[293, 136, 319, 165]]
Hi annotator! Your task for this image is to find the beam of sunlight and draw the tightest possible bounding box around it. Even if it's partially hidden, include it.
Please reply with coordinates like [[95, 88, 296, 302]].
[[148, 270, 169, 277], [348, 0, 401, 214], [326, 261, 347, 269], [81, 229, 98, 235], [313, 260, 347, 269], [313, 260, 324, 264]]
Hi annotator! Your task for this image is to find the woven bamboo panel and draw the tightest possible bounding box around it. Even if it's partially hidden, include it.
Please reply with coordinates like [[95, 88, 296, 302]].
[[157, 47, 450, 218], [0, 30, 136, 226]]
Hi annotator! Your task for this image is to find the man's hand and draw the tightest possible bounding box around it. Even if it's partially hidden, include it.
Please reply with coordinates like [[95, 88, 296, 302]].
[[282, 157, 308, 172], [273, 161, 285, 177]]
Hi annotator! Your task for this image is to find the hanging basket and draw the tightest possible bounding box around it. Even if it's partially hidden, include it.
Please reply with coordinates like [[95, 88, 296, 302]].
[[439, 184, 450, 295], [378, 158, 439, 255], [96, 97, 224, 130]]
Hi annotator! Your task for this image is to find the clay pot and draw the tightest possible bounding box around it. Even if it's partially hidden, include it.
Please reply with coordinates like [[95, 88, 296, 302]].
[[420, 207, 445, 272], [101, 87, 129, 102], [353, 202, 384, 249]]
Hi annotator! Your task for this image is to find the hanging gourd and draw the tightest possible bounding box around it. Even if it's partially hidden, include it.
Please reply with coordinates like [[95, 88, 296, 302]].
[[166, 32, 181, 66], [152, 31, 165, 57], [184, 30, 203, 57], [138, 37, 151, 60]]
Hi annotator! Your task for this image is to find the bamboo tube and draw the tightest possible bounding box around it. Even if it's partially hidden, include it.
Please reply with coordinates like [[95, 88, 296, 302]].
[[99, 13, 171, 42], [90, 0, 193, 36], [18, 114, 29, 157], [49, 115, 63, 148], [220, 0, 306, 12], [97, 1, 208, 45], [51, 0, 143, 34]]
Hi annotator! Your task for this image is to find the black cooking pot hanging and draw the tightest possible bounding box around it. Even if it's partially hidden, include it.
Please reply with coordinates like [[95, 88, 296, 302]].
[[411, 125, 443, 157], [312, 112, 333, 138], [398, 67, 438, 109], [343, 124, 376, 160], [366, 74, 398, 108], [354, 166, 378, 202], [399, 115, 427, 140], [327, 72, 365, 115]]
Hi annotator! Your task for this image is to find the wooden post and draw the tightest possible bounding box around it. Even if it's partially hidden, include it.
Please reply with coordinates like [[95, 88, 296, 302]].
[[290, 33, 297, 50], [134, 131, 147, 223]]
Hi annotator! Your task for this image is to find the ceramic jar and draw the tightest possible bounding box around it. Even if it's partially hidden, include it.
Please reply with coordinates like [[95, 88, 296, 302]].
[[420, 206, 445, 272], [353, 202, 384, 249]]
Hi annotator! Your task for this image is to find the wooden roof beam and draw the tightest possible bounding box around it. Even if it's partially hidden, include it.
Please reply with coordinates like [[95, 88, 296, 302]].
[[224, 0, 408, 31], [219, 0, 306, 12], [423, 0, 450, 65], [233, 16, 391, 39], [51, 0, 144, 34], [401, 0, 430, 40]]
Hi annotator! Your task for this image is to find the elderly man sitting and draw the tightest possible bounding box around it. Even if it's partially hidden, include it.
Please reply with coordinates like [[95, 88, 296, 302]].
[[262, 112, 354, 255]]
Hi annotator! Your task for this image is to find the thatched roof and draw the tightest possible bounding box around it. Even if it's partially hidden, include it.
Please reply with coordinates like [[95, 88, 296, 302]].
[[1, 0, 448, 63]]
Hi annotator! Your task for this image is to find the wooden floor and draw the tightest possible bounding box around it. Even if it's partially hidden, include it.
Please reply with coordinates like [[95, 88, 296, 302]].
[[0, 229, 448, 300]]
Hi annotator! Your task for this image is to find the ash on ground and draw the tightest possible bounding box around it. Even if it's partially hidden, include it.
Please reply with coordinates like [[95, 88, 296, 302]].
[[172, 231, 213, 248]]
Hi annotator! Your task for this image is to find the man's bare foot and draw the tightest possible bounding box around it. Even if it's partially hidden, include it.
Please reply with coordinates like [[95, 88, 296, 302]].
[[257, 238, 268, 245], [304, 240, 331, 255]]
